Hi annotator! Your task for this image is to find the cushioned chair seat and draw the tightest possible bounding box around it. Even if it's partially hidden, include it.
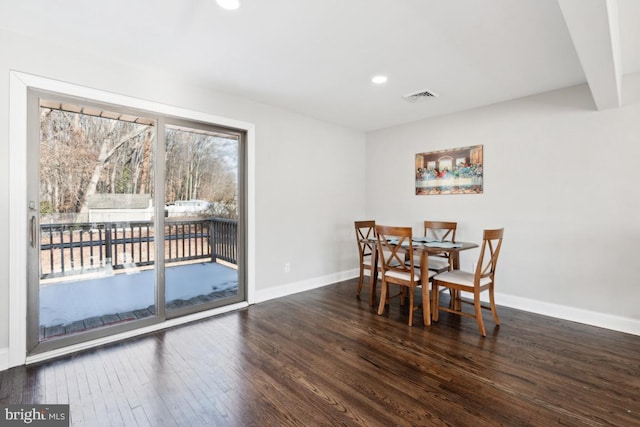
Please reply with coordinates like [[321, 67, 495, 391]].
[[385, 268, 435, 282], [433, 270, 491, 287]]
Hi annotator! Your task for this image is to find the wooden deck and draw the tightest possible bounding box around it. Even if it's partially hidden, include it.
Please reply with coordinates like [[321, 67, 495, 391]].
[[2, 277, 639, 426]]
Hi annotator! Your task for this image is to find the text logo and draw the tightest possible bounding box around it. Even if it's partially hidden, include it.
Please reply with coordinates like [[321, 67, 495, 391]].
[[1, 405, 69, 426]]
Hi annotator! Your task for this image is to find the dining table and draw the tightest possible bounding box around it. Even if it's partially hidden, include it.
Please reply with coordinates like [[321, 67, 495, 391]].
[[365, 237, 479, 308]]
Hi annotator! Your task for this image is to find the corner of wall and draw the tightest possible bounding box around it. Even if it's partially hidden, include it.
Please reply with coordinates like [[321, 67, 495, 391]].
[[0, 347, 9, 372]]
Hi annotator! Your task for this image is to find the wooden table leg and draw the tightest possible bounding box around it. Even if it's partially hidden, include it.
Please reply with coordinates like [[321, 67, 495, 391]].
[[369, 243, 378, 307], [419, 248, 431, 325], [451, 252, 461, 270], [422, 277, 431, 326], [451, 252, 461, 311]]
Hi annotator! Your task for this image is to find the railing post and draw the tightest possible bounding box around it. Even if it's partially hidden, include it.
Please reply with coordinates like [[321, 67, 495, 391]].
[[105, 223, 112, 267], [209, 219, 218, 263]]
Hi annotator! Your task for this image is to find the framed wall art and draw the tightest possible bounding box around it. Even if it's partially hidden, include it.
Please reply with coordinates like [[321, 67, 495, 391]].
[[415, 145, 483, 195]]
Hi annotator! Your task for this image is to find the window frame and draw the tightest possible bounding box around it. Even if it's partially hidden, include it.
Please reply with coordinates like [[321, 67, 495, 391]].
[[9, 71, 255, 366]]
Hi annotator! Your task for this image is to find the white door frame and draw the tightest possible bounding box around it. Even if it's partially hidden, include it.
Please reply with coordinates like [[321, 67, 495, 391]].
[[8, 71, 256, 367]]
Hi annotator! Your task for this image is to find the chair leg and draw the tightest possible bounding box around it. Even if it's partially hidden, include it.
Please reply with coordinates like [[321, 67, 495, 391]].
[[489, 285, 500, 326], [408, 287, 414, 326], [385, 281, 390, 306], [356, 265, 364, 296], [377, 280, 388, 315], [474, 292, 486, 337], [449, 289, 462, 311]]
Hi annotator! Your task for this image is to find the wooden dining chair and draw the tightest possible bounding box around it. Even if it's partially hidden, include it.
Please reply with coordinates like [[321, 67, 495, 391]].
[[375, 225, 435, 326], [423, 221, 458, 273], [432, 228, 504, 336], [354, 220, 376, 298]]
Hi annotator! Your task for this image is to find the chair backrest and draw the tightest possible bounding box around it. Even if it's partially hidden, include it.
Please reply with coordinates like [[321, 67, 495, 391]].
[[375, 225, 415, 275], [424, 221, 457, 242], [473, 228, 504, 282], [354, 220, 376, 263]]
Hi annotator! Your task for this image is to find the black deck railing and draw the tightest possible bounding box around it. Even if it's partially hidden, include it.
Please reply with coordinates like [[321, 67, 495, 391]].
[[40, 218, 237, 279]]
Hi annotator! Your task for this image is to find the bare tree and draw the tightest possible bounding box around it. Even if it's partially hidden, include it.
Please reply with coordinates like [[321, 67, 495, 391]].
[[40, 105, 239, 222]]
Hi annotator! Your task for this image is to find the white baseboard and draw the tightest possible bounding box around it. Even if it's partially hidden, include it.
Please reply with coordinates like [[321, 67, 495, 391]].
[[255, 269, 359, 303], [339, 271, 640, 337], [452, 290, 640, 337], [491, 292, 640, 336], [349, 273, 640, 336], [0, 347, 8, 372]]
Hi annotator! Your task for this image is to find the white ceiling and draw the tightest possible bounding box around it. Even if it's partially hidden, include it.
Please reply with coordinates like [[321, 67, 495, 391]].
[[2, 0, 639, 131]]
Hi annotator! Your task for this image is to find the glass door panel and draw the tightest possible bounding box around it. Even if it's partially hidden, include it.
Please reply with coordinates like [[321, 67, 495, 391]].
[[164, 124, 240, 315], [28, 91, 245, 356], [37, 99, 157, 342]]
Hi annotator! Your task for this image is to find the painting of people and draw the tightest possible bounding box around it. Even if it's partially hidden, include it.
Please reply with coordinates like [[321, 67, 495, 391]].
[[415, 145, 483, 195]]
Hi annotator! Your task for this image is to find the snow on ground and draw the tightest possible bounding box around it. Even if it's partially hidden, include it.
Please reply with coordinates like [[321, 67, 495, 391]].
[[39, 262, 238, 327]]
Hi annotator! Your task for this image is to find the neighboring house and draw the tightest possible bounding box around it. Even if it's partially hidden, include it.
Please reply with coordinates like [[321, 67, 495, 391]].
[[87, 194, 154, 223]]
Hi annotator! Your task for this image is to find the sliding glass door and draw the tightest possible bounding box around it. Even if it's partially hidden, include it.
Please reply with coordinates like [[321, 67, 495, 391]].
[[163, 122, 243, 317], [27, 91, 244, 354]]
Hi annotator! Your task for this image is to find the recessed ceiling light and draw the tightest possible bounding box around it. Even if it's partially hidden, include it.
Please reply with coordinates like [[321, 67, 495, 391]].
[[371, 75, 388, 84], [217, 0, 240, 10]]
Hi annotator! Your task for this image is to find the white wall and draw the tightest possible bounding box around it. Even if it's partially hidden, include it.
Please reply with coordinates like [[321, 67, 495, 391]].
[[0, 29, 366, 364], [3, 25, 636, 371], [366, 84, 640, 334]]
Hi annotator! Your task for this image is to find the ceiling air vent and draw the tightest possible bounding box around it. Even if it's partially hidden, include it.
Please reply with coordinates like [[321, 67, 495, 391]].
[[403, 89, 439, 102]]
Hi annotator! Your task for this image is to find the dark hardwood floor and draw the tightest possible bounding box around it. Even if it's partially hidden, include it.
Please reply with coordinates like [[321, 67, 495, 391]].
[[1, 278, 639, 426]]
